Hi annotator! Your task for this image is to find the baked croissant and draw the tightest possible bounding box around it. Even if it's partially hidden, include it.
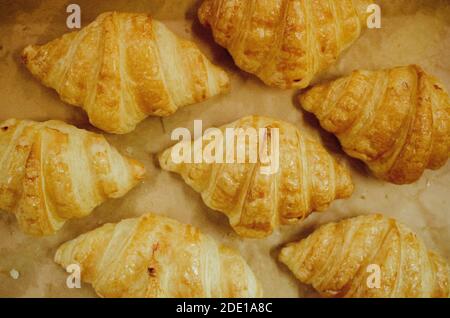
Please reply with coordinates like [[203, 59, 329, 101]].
[[55, 213, 262, 298], [300, 65, 450, 184], [198, 0, 372, 89], [0, 119, 145, 236], [279, 214, 450, 298], [22, 12, 230, 134], [159, 116, 354, 238]]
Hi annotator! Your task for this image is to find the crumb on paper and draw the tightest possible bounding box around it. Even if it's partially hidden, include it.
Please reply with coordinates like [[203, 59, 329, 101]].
[[9, 269, 19, 280]]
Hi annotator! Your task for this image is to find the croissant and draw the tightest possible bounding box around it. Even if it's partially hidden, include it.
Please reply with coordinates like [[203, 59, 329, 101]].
[[0, 119, 145, 236], [300, 65, 450, 184], [22, 12, 230, 134], [159, 116, 354, 238], [198, 0, 372, 89], [55, 213, 262, 298], [279, 214, 450, 298]]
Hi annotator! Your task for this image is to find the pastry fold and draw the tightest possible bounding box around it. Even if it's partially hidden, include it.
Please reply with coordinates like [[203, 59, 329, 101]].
[[198, 0, 372, 89], [55, 213, 262, 298], [22, 12, 230, 134], [159, 116, 353, 238], [279, 214, 450, 298], [0, 119, 145, 235], [300, 65, 450, 184]]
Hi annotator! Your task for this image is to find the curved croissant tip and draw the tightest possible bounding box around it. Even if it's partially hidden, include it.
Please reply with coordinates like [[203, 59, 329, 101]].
[[157, 148, 173, 170], [54, 245, 63, 264], [21, 46, 34, 65], [278, 243, 296, 261], [332, 159, 355, 199], [130, 160, 146, 180], [297, 85, 321, 111], [342, 180, 355, 199], [298, 90, 307, 103], [197, 0, 211, 26]]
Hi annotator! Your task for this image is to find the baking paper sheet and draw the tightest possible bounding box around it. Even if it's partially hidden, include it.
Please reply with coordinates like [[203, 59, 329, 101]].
[[0, 0, 449, 297]]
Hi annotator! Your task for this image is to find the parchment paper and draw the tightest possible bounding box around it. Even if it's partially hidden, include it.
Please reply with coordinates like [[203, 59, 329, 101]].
[[0, 0, 449, 298]]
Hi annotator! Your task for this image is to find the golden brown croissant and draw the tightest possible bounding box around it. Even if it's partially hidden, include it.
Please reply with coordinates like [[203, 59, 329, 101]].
[[279, 214, 450, 298], [198, 0, 372, 89], [159, 116, 353, 238], [300, 65, 450, 184], [22, 12, 230, 134], [55, 213, 262, 298], [0, 119, 145, 236]]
